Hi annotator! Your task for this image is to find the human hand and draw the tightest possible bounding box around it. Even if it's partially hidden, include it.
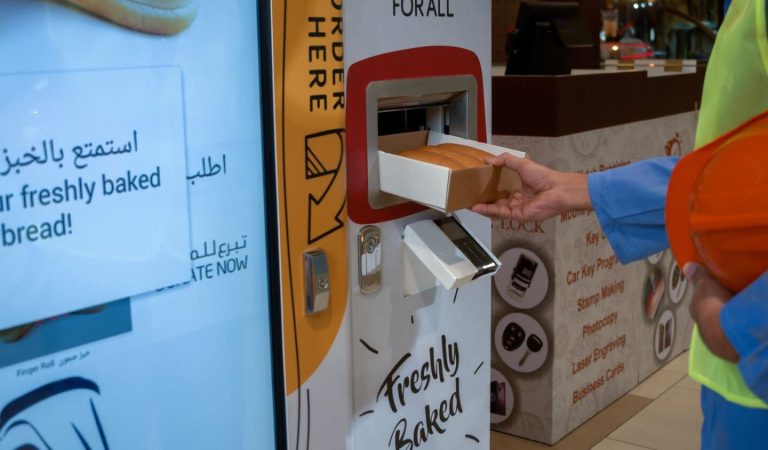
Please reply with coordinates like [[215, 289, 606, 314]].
[[685, 263, 740, 363], [470, 153, 591, 221]]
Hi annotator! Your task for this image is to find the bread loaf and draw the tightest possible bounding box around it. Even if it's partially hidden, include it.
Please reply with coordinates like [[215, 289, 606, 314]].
[[399, 147, 465, 169], [399, 143, 493, 169], [63, 0, 198, 35], [432, 147, 482, 167], [436, 143, 493, 164]]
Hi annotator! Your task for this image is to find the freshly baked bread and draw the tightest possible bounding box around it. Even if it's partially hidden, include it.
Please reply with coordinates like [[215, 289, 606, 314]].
[[399, 144, 493, 169], [399, 147, 465, 169], [431, 147, 482, 167], [435, 143, 493, 164], [63, 0, 198, 35]]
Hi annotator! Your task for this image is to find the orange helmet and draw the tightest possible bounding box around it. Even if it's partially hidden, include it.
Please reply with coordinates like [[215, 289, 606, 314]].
[[667, 110, 768, 293]]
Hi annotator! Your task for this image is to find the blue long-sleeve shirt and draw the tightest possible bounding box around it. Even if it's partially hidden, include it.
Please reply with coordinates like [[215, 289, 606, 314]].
[[588, 156, 768, 403]]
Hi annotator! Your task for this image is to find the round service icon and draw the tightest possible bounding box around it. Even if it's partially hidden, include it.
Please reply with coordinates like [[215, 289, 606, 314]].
[[494, 248, 549, 310]]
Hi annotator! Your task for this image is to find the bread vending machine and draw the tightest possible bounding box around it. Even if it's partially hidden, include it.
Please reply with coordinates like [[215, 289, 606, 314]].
[[343, 2, 522, 449], [272, 0, 526, 448]]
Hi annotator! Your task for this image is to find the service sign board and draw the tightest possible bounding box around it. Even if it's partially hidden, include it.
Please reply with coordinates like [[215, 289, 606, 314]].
[[0, 2, 279, 448], [345, 1, 493, 449], [490, 112, 697, 444]]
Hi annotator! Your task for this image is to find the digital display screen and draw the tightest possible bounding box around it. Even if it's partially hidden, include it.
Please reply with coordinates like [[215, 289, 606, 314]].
[[0, 1, 278, 448]]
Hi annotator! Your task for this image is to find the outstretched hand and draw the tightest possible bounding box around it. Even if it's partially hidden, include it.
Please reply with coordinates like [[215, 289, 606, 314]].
[[471, 153, 592, 221]]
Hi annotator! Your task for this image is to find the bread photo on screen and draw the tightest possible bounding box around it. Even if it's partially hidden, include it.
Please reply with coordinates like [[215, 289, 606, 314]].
[[61, 0, 198, 35], [0, 323, 36, 344], [0, 305, 107, 344]]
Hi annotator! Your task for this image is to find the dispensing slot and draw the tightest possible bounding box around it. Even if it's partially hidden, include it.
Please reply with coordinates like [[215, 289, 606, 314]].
[[358, 225, 382, 294], [366, 75, 477, 210], [377, 91, 465, 136]]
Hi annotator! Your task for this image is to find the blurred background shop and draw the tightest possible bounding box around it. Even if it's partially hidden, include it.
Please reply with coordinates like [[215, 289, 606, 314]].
[[492, 0, 720, 68], [489, 1, 725, 449]]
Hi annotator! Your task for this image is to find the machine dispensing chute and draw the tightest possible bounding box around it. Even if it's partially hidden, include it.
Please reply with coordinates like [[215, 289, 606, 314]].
[[402, 215, 501, 297], [366, 74, 478, 210]]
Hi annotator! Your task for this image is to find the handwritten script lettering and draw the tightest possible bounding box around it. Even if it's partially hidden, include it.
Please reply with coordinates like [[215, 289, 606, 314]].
[[375, 335, 464, 449]]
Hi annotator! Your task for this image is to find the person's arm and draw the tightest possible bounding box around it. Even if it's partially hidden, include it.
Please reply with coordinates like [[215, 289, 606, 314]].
[[471, 154, 679, 264], [588, 157, 679, 263]]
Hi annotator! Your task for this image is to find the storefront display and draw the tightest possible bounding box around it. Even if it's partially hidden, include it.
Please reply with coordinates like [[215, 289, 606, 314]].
[[490, 108, 698, 444]]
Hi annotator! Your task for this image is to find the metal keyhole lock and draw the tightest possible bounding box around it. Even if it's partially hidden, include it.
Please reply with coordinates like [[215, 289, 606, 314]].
[[358, 226, 382, 294], [364, 236, 378, 254]]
